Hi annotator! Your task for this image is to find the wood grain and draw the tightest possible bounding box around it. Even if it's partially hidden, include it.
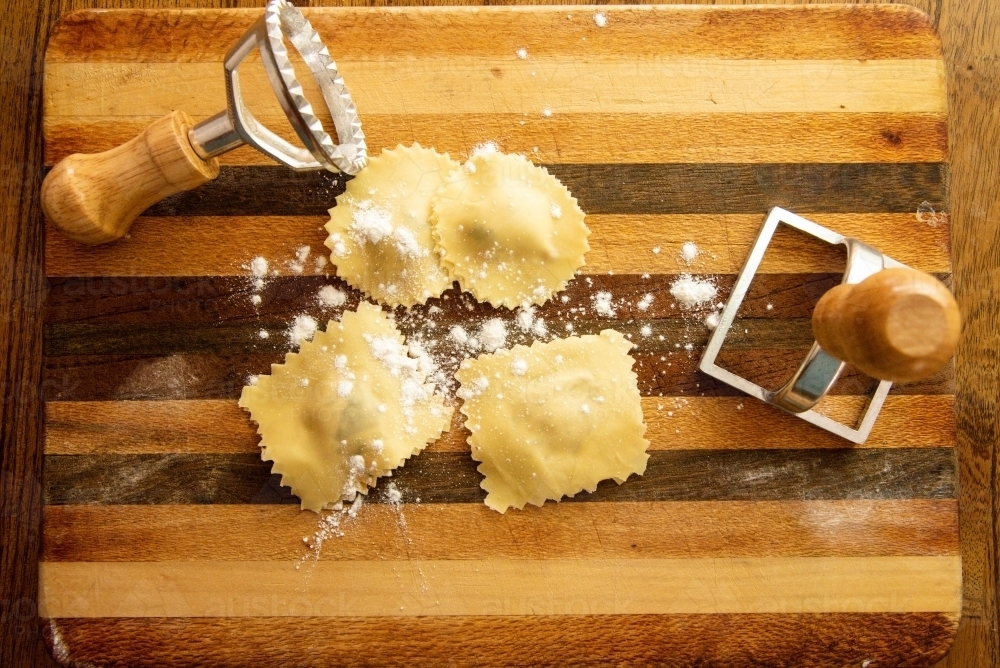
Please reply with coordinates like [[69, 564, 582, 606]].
[[45, 59, 947, 118], [45, 5, 945, 62], [38, 556, 962, 618], [40, 500, 960, 562], [44, 212, 953, 277], [46, 112, 950, 166], [7, 0, 998, 666], [42, 448, 957, 505], [41, 613, 961, 668], [40, 349, 957, 402], [42, 395, 956, 455], [1, 2, 984, 658]]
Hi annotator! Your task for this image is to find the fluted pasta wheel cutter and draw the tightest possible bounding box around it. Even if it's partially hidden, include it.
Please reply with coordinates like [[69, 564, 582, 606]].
[[42, 0, 366, 245], [698, 207, 960, 444]]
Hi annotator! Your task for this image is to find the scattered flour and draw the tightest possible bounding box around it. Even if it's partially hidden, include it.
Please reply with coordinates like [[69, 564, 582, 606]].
[[289, 246, 311, 274], [550, 204, 562, 219], [636, 293, 653, 311], [288, 314, 318, 347], [679, 242, 699, 265], [516, 47, 528, 60], [639, 325, 652, 338], [594, 12, 607, 27], [704, 311, 721, 330], [592, 291, 616, 317], [317, 285, 347, 308], [542, 107, 553, 118], [479, 319, 508, 352], [250, 257, 269, 278], [670, 275, 718, 309]]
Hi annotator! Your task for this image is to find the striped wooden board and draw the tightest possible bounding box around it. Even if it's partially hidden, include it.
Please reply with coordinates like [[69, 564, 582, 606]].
[[40, 5, 959, 666]]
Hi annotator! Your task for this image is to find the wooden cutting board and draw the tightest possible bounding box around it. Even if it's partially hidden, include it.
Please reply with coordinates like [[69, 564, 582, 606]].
[[39, 5, 959, 666]]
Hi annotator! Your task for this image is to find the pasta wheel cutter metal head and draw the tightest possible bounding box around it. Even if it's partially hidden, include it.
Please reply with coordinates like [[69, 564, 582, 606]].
[[42, 0, 366, 245], [697, 207, 960, 444]]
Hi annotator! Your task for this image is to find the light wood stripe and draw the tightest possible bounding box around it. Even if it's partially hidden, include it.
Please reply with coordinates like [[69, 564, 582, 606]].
[[44, 113, 949, 166], [44, 214, 951, 277], [40, 500, 960, 562], [44, 60, 947, 120], [38, 556, 962, 618], [43, 395, 956, 455], [45, 6, 944, 63]]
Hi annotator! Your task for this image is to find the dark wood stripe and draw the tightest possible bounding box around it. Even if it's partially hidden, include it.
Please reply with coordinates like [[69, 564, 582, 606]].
[[42, 448, 956, 506], [43, 274, 854, 325], [127, 164, 948, 218], [40, 349, 955, 402], [42, 318, 822, 357], [43, 613, 960, 668]]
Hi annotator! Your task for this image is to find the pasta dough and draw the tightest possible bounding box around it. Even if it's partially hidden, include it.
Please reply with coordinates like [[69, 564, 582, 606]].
[[325, 144, 459, 307], [455, 329, 648, 512], [239, 302, 452, 511], [431, 148, 589, 308]]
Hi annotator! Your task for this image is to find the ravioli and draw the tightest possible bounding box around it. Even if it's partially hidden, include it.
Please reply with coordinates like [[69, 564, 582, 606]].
[[325, 144, 459, 307], [455, 329, 648, 512], [431, 147, 589, 308], [239, 302, 452, 511]]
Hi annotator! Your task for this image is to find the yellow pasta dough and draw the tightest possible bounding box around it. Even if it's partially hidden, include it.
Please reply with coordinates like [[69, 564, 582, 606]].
[[455, 329, 648, 513], [325, 144, 459, 307], [431, 147, 589, 308], [239, 302, 452, 512]]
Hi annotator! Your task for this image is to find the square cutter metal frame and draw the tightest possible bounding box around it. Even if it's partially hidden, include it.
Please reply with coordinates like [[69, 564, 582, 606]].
[[697, 207, 903, 444]]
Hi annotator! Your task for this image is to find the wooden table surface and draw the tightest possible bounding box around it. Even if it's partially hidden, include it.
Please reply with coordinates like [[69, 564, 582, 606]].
[[1, 1, 996, 666]]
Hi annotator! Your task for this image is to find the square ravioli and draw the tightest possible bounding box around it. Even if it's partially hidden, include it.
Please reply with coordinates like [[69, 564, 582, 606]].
[[455, 329, 649, 512], [239, 302, 452, 511]]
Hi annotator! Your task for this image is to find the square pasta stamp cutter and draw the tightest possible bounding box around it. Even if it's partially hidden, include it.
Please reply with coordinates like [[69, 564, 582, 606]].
[[698, 207, 960, 444]]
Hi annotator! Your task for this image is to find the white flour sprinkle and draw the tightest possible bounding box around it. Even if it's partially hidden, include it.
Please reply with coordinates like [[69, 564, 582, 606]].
[[594, 12, 607, 27], [705, 311, 721, 330], [478, 319, 508, 352], [512, 359, 528, 375], [592, 291, 616, 317], [532, 318, 548, 337], [680, 241, 699, 265], [392, 226, 425, 258], [652, 246, 661, 255], [288, 314, 318, 347], [542, 107, 553, 118], [250, 256, 269, 278], [314, 255, 328, 273], [337, 380, 354, 397], [516, 306, 535, 332], [350, 200, 394, 245], [470, 141, 500, 160], [670, 275, 718, 309], [385, 482, 403, 504], [251, 294, 262, 306], [516, 47, 528, 60], [550, 204, 562, 219], [258, 329, 270, 339], [317, 285, 347, 308], [289, 245, 311, 274], [449, 325, 469, 345], [640, 325, 652, 338], [328, 233, 349, 258], [636, 293, 653, 311]]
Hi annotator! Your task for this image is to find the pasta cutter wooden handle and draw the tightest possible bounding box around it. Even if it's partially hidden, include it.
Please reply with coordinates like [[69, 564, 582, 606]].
[[41, 111, 220, 245], [812, 267, 960, 383]]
